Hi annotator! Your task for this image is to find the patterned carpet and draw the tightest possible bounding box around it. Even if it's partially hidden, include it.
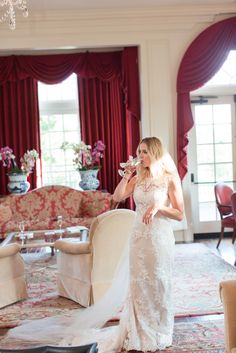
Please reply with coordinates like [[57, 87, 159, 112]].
[[0, 252, 81, 328], [0, 243, 234, 327], [173, 243, 236, 317], [169, 319, 224, 353], [0, 318, 225, 351], [0, 243, 229, 351]]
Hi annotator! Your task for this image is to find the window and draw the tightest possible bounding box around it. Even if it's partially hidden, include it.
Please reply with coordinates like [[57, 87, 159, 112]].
[[205, 51, 236, 86], [38, 74, 81, 188]]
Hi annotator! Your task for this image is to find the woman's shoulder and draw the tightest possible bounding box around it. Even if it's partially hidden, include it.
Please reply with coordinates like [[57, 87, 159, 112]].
[[166, 172, 181, 189]]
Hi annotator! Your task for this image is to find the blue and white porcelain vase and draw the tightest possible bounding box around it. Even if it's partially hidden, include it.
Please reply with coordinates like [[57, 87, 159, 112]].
[[7, 173, 30, 194], [79, 169, 100, 190]]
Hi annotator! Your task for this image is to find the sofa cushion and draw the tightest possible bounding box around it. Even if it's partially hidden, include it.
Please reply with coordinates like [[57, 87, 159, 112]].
[[0, 186, 83, 221], [78, 191, 113, 217], [47, 186, 83, 218], [0, 204, 12, 223]]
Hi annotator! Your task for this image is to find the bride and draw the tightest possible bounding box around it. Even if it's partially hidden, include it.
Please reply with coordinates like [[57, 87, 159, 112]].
[[6, 136, 184, 352]]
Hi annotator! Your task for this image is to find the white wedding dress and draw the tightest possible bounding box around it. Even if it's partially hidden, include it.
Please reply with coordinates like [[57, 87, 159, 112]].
[[7, 173, 175, 352], [122, 176, 175, 350]]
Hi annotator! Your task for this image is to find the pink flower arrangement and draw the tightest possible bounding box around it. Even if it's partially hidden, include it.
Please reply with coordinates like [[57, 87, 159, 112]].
[[0, 146, 38, 175], [0, 147, 15, 168], [61, 140, 105, 171]]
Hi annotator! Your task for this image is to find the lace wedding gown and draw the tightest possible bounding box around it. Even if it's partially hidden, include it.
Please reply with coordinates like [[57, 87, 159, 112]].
[[7, 175, 175, 352], [121, 176, 175, 351]]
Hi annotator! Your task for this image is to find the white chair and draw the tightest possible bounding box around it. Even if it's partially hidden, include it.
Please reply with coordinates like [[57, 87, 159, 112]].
[[0, 243, 28, 308], [54, 209, 136, 307]]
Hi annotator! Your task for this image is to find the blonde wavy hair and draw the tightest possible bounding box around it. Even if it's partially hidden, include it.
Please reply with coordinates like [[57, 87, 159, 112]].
[[136, 137, 170, 180]]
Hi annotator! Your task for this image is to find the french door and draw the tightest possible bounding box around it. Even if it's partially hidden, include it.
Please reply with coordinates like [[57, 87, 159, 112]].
[[188, 96, 236, 234]]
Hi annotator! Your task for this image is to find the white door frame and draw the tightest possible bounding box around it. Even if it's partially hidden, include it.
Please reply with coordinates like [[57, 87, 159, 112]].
[[188, 95, 236, 234]]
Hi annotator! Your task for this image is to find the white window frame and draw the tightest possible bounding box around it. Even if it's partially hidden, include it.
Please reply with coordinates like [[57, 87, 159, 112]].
[[38, 75, 81, 189]]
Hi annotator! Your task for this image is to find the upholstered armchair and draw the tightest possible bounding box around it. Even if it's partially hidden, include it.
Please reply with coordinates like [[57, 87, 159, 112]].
[[219, 280, 236, 353], [54, 208, 136, 307], [214, 182, 236, 248], [231, 191, 236, 225], [0, 243, 28, 308]]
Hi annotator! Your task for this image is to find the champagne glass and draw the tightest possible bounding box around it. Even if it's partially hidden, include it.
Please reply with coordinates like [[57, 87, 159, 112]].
[[118, 156, 140, 177], [57, 215, 63, 239], [18, 221, 26, 244]]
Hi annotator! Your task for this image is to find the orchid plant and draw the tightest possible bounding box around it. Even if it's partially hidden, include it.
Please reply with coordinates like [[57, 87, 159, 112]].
[[0, 146, 39, 175], [61, 140, 105, 171]]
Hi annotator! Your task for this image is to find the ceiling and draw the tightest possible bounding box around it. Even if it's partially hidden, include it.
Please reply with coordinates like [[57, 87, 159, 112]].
[[27, 0, 236, 11]]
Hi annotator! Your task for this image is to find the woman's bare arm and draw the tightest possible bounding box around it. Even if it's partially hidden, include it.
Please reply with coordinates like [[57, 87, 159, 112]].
[[158, 175, 184, 221], [113, 175, 137, 203]]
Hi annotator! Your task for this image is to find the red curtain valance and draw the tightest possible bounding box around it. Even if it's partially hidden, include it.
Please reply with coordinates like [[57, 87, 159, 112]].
[[0, 51, 122, 84], [177, 16, 236, 180], [0, 49, 140, 123]]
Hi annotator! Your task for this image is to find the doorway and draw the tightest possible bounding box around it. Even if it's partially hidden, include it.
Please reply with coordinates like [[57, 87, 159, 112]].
[[188, 95, 236, 234]]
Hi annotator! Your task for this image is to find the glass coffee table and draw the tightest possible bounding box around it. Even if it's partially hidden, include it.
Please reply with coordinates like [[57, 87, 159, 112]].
[[1, 226, 88, 256]]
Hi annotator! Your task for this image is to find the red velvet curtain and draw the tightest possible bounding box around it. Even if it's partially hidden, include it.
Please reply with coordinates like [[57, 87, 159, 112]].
[[177, 16, 236, 180], [122, 47, 141, 156], [0, 77, 40, 195], [0, 48, 140, 195], [79, 47, 140, 193], [122, 47, 141, 209], [79, 78, 127, 193]]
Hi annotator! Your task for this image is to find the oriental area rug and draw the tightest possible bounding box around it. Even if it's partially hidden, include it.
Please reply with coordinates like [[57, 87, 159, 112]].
[[173, 243, 236, 317], [0, 318, 225, 352], [0, 243, 229, 351], [0, 252, 81, 329], [0, 243, 235, 327]]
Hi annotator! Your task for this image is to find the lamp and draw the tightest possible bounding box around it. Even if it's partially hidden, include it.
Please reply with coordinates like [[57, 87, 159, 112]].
[[0, 0, 28, 30]]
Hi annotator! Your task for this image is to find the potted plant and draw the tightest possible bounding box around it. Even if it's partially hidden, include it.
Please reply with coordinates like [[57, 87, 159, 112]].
[[0, 147, 39, 194], [61, 140, 105, 190]]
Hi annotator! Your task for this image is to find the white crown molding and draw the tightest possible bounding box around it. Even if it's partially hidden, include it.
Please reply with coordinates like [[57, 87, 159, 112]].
[[7, 3, 234, 35], [25, 4, 236, 20], [0, 3, 235, 52]]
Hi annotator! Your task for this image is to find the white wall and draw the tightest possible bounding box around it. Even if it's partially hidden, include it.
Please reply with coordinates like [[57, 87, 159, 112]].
[[1, 4, 236, 241]]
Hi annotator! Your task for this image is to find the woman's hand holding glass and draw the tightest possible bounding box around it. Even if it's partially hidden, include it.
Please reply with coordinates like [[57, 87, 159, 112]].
[[118, 156, 140, 179]]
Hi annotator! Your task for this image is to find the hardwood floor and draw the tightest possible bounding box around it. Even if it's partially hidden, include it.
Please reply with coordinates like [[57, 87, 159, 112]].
[[175, 237, 235, 324], [199, 237, 236, 266]]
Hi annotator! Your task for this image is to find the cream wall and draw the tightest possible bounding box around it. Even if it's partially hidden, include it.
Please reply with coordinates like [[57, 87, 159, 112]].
[[1, 4, 236, 241]]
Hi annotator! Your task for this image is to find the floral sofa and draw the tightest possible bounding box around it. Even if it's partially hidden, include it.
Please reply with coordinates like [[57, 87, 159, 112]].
[[0, 185, 117, 240]]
